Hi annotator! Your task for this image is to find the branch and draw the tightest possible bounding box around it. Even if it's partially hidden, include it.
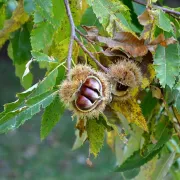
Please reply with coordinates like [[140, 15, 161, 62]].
[[64, 0, 75, 79], [74, 36, 108, 73], [63, 0, 107, 76], [133, 0, 180, 16], [75, 28, 95, 44]]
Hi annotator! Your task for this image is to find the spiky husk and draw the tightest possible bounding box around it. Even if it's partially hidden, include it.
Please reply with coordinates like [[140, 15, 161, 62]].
[[109, 60, 142, 101], [59, 64, 111, 119]]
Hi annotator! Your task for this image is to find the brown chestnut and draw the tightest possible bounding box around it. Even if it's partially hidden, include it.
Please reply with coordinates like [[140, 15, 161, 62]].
[[75, 76, 102, 112]]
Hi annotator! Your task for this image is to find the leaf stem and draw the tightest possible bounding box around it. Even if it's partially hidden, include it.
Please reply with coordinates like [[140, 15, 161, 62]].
[[63, 0, 108, 75], [74, 36, 108, 73], [63, 0, 75, 80], [133, 0, 180, 16], [75, 28, 95, 44]]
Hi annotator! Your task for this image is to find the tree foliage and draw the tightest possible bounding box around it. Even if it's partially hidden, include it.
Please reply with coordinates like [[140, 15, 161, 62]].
[[0, 0, 180, 178]]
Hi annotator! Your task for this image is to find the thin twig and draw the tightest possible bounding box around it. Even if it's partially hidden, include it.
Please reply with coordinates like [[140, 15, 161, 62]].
[[74, 36, 108, 73], [64, 0, 75, 79], [133, 0, 180, 16], [75, 28, 94, 44]]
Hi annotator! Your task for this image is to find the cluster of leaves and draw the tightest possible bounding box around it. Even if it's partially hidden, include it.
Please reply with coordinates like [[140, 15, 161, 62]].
[[0, 0, 180, 179]]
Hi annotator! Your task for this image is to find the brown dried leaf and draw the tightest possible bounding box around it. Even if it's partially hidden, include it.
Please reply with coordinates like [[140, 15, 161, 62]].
[[148, 34, 177, 52], [76, 119, 86, 137], [82, 25, 99, 41], [138, 9, 156, 41], [97, 32, 148, 57]]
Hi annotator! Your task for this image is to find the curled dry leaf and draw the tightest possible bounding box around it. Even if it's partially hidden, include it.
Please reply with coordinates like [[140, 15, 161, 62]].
[[97, 32, 148, 57], [82, 25, 176, 58]]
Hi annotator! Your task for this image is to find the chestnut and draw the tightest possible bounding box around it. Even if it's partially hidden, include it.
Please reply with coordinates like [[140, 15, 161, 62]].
[[59, 64, 110, 119], [75, 76, 103, 112]]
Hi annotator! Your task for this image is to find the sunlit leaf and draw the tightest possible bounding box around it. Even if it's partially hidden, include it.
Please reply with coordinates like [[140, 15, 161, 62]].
[[86, 116, 106, 157], [154, 44, 180, 88]]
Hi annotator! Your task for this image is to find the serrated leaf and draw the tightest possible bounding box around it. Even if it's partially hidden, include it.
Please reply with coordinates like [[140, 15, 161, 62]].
[[154, 44, 180, 88], [48, 37, 70, 62], [114, 147, 163, 172], [112, 99, 148, 132], [81, 7, 102, 28], [33, 0, 53, 24], [115, 115, 173, 172], [41, 96, 65, 140], [0, 83, 38, 118], [146, 115, 173, 154], [31, 51, 58, 63], [31, 63, 64, 97], [31, 22, 54, 51], [86, 117, 106, 157], [157, 9, 172, 32], [0, 90, 58, 134], [152, 152, 176, 180], [87, 0, 137, 37]]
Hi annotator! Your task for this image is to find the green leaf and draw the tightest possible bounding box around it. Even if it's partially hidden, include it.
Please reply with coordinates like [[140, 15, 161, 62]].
[[31, 63, 64, 97], [157, 9, 172, 32], [41, 96, 65, 140], [141, 90, 158, 119], [87, 0, 137, 37], [11, 24, 31, 64], [0, 4, 5, 29], [145, 115, 173, 154], [81, 7, 102, 28], [31, 22, 54, 51], [134, 156, 158, 180], [0, 83, 38, 118], [86, 117, 106, 157], [154, 44, 180, 88], [0, 90, 58, 134], [52, 0, 65, 28], [115, 115, 173, 172], [152, 152, 176, 180], [72, 130, 87, 150], [114, 147, 163, 172], [33, 0, 53, 24], [123, 168, 140, 179], [31, 51, 58, 63], [24, 0, 35, 15], [15, 62, 33, 89]]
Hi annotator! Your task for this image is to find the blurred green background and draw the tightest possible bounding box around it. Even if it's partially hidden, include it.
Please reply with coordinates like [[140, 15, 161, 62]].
[[0, 0, 180, 179]]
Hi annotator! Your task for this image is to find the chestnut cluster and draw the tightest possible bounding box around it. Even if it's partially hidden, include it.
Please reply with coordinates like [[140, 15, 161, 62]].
[[59, 65, 110, 119], [59, 60, 142, 119]]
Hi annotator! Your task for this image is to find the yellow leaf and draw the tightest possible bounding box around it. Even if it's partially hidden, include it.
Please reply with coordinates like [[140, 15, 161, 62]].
[[0, 0, 29, 47], [112, 99, 149, 132]]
